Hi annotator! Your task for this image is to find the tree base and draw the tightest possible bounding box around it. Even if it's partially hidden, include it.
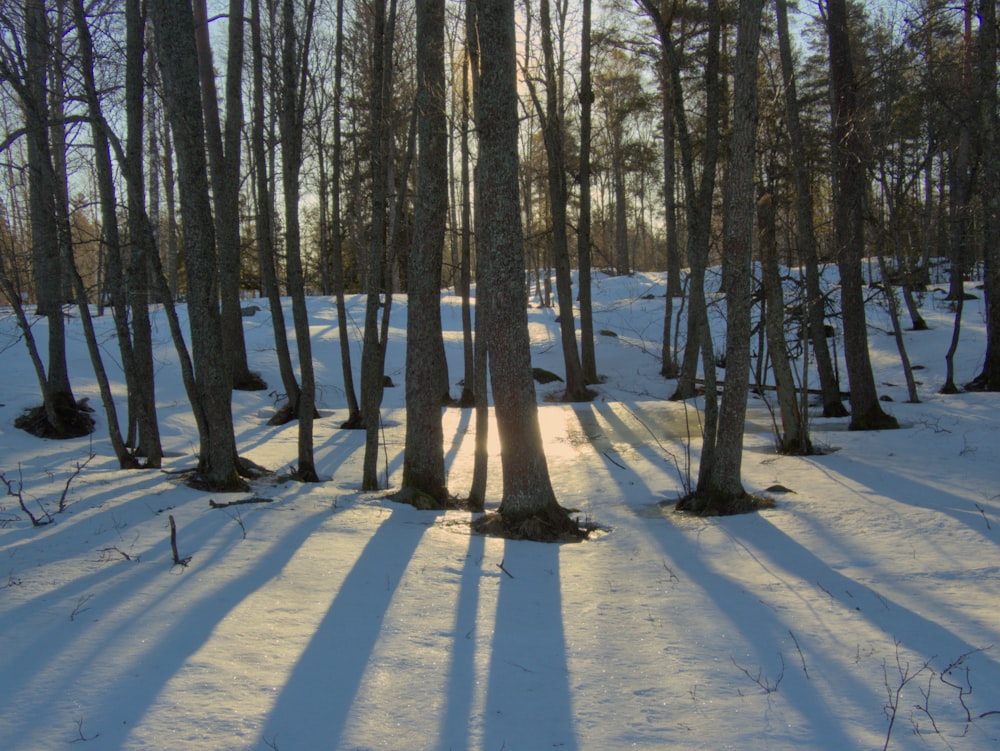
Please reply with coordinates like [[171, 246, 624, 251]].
[[233, 370, 268, 391], [848, 405, 899, 431], [185, 470, 249, 493], [472, 504, 590, 542], [14, 401, 95, 439], [266, 402, 321, 426], [675, 490, 775, 517], [389, 486, 447, 510], [822, 400, 850, 418], [339, 412, 364, 429]]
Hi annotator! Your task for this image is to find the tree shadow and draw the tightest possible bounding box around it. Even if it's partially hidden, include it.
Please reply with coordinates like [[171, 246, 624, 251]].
[[482, 540, 578, 750], [259, 505, 431, 748]]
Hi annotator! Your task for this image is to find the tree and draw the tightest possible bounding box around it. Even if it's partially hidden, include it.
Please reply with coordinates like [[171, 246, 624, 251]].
[[526, 0, 592, 402], [681, 0, 766, 513], [249, 0, 302, 426], [71, 0, 157, 468], [825, 0, 898, 430], [279, 0, 320, 481], [360, 0, 396, 490], [775, 0, 847, 417], [639, 0, 723, 408], [193, 0, 264, 392], [471, 0, 582, 539], [150, 0, 246, 490], [578, 0, 598, 385], [399, 0, 449, 504], [970, 0, 1000, 391], [329, 0, 364, 425], [2, 0, 90, 438]]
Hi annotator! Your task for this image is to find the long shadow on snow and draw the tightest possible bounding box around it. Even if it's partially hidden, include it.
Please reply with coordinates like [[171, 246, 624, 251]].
[[482, 540, 578, 751], [0, 497, 328, 750], [650, 509, 1000, 745], [437, 530, 486, 749], [724, 514, 1000, 674], [259, 504, 430, 748]]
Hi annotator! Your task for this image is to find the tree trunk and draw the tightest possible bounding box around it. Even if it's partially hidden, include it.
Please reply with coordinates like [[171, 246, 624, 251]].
[[280, 0, 319, 481], [578, 0, 598, 385], [151, 0, 245, 490], [826, 0, 898, 430], [330, 0, 363, 425], [473, 0, 579, 539], [535, 0, 590, 402], [250, 0, 301, 420], [193, 0, 261, 392], [72, 0, 157, 467], [22, 0, 81, 437], [759, 193, 812, 454], [401, 0, 449, 504], [361, 0, 394, 490], [694, 0, 764, 510], [970, 0, 1000, 391], [775, 0, 847, 417], [658, 24, 680, 379]]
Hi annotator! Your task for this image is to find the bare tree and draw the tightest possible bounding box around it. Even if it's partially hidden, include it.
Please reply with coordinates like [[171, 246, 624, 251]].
[[471, 0, 582, 539], [775, 0, 847, 417], [681, 0, 765, 513], [399, 0, 449, 504], [150, 0, 246, 490], [193, 0, 264, 391], [825, 0, 898, 429], [279, 0, 320, 481]]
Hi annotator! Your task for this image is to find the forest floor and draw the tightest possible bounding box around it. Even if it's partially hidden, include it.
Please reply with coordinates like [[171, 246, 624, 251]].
[[1, 267, 998, 750]]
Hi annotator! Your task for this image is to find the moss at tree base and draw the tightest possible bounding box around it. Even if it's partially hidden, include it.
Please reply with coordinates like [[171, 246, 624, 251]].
[[848, 405, 899, 431], [675, 491, 775, 517], [14, 402, 95, 439], [472, 503, 590, 542]]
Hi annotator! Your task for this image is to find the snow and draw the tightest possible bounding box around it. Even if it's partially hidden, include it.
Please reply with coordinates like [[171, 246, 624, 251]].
[[1, 270, 998, 750]]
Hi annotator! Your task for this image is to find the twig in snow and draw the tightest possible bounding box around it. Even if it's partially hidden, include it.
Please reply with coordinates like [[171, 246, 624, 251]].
[[603, 450, 626, 469], [70, 594, 93, 621], [497, 558, 514, 579], [881, 639, 932, 751], [58, 454, 94, 513], [169, 515, 191, 567], [789, 630, 809, 679], [69, 717, 99, 743], [731, 653, 784, 694], [974, 503, 992, 530]]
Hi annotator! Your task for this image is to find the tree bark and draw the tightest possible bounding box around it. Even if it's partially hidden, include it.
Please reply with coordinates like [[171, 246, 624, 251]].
[[533, 0, 590, 402], [151, 0, 245, 490], [250, 0, 301, 420], [474, 0, 577, 538], [775, 0, 847, 417], [826, 0, 898, 430], [401, 0, 449, 503], [578, 0, 598, 385], [696, 0, 764, 508], [280, 0, 319, 481], [759, 193, 812, 454], [193, 0, 261, 392]]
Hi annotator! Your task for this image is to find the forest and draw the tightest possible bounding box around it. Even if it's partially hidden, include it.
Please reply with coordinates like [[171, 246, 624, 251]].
[[1, 1, 1000, 748], [0, 0, 998, 525]]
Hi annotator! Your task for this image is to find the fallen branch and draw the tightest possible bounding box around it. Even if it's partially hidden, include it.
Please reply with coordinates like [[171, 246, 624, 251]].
[[209, 496, 274, 509]]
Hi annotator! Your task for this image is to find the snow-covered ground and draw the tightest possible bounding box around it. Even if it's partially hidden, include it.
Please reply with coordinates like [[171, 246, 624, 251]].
[[1, 270, 998, 750]]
